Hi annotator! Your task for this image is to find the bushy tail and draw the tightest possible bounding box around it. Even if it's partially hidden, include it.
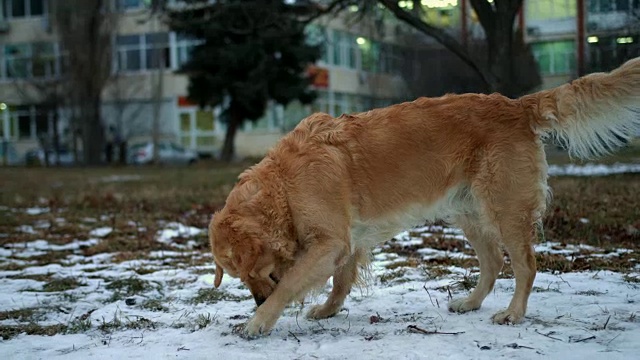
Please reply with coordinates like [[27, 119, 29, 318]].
[[523, 57, 640, 159]]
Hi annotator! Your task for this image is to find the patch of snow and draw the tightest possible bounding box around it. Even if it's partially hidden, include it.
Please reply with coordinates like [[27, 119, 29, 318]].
[[89, 227, 112, 238], [34, 220, 51, 229], [17, 225, 36, 234], [25, 207, 49, 215], [96, 175, 142, 183], [156, 222, 205, 249], [4, 239, 100, 252], [548, 163, 640, 177]]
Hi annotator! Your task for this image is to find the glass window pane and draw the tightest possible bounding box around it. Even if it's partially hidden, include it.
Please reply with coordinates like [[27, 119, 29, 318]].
[[5, 44, 31, 78], [145, 33, 169, 46], [333, 93, 344, 116], [11, 0, 25, 17], [347, 35, 357, 69], [119, 0, 142, 10], [145, 48, 170, 69], [32, 42, 55, 77], [180, 113, 191, 132], [532, 40, 575, 75], [125, 49, 141, 70], [30, 0, 43, 15], [332, 31, 342, 66], [196, 136, 216, 146], [117, 35, 140, 46], [195, 111, 214, 131], [616, 0, 629, 10], [35, 111, 48, 135], [18, 114, 31, 138], [600, 0, 614, 12]]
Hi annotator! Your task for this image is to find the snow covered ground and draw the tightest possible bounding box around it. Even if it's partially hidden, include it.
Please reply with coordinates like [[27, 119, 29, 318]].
[[1, 221, 638, 360]]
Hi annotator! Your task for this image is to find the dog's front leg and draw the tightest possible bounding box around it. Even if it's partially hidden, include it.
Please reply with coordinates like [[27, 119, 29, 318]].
[[244, 239, 349, 337]]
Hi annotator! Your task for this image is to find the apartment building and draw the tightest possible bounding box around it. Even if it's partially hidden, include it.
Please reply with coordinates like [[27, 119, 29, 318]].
[[7, 1, 632, 161], [0, 0, 418, 160], [524, 0, 640, 89]]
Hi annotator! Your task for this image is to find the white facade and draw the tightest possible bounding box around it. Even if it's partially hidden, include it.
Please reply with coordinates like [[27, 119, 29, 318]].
[[0, 0, 415, 159]]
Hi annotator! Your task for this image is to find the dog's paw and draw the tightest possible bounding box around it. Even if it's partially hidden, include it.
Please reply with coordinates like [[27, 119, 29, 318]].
[[491, 309, 524, 325], [242, 314, 276, 338], [305, 304, 339, 320], [448, 297, 480, 313]]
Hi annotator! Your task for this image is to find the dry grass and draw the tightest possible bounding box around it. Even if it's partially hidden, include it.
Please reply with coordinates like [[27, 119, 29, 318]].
[[1, 160, 638, 272]]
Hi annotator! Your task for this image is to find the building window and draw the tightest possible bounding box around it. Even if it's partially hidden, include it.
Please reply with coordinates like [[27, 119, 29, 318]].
[[116, 35, 142, 71], [31, 42, 58, 78], [531, 40, 576, 75], [11, 0, 27, 17], [527, 0, 577, 20], [332, 93, 347, 116], [4, 44, 30, 78], [589, 0, 638, 13], [29, 0, 43, 15], [116, 0, 144, 11], [7, 105, 53, 140], [422, 1, 460, 27], [3, 0, 45, 18], [2, 42, 61, 79], [588, 34, 640, 72], [116, 33, 170, 72], [305, 25, 329, 64], [144, 33, 170, 69], [175, 34, 203, 68], [358, 38, 381, 73], [310, 91, 329, 114], [332, 30, 358, 69]]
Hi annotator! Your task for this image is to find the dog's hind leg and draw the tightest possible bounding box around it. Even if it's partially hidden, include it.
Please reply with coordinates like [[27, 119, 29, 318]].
[[306, 248, 366, 320], [489, 217, 537, 324], [449, 214, 504, 313]]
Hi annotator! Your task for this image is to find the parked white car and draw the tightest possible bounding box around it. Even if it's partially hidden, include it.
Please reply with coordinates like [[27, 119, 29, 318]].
[[128, 141, 198, 165]]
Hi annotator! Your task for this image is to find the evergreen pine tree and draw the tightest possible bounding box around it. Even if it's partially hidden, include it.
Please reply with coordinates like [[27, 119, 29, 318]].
[[168, 0, 322, 161]]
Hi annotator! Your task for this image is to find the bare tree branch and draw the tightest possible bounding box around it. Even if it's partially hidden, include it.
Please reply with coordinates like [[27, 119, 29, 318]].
[[377, 0, 493, 89]]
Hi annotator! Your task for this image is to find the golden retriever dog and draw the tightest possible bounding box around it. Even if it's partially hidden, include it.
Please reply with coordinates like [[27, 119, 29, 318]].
[[209, 58, 640, 337]]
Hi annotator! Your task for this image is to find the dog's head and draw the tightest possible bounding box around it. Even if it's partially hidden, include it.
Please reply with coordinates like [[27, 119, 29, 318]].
[[209, 179, 295, 307]]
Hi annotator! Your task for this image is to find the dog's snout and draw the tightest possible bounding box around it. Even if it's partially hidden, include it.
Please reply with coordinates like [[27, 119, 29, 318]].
[[254, 295, 266, 307]]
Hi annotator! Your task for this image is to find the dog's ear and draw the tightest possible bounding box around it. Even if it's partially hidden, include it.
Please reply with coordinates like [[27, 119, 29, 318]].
[[233, 233, 273, 282], [214, 262, 224, 288], [248, 246, 276, 279]]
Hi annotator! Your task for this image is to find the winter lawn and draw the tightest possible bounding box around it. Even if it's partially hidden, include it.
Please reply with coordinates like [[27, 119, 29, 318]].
[[0, 161, 639, 359]]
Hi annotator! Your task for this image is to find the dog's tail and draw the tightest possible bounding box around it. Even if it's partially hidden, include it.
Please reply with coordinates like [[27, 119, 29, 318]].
[[522, 57, 640, 159]]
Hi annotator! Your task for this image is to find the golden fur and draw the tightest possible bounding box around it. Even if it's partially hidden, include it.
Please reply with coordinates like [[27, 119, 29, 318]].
[[209, 57, 640, 337]]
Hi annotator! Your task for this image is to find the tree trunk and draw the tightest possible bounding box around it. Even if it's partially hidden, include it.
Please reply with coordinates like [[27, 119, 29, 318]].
[[487, 26, 515, 95], [83, 97, 104, 166], [52, 111, 60, 166], [471, 0, 523, 97], [220, 108, 241, 163], [41, 134, 50, 167], [119, 141, 127, 165], [72, 117, 80, 164]]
